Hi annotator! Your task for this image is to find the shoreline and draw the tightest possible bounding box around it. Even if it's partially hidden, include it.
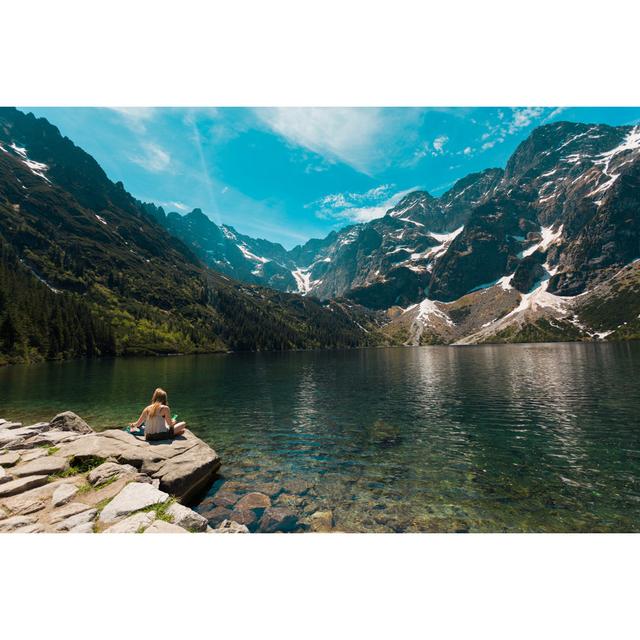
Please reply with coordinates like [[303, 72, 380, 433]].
[[0, 336, 632, 369], [0, 411, 250, 533]]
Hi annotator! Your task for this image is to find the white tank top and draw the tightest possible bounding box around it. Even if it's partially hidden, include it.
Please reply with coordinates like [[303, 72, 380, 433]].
[[145, 406, 169, 435]]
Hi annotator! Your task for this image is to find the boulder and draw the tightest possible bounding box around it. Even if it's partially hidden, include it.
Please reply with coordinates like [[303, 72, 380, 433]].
[[259, 507, 298, 533], [51, 484, 79, 507], [104, 511, 157, 533], [87, 462, 137, 486], [0, 451, 20, 467], [228, 508, 258, 528], [53, 508, 97, 532], [212, 519, 249, 533], [166, 502, 208, 532], [99, 482, 169, 523], [49, 412, 93, 434], [151, 441, 221, 501], [0, 475, 48, 498], [235, 492, 271, 511], [144, 520, 188, 534], [12, 456, 68, 478], [0, 515, 38, 532], [308, 510, 334, 532]]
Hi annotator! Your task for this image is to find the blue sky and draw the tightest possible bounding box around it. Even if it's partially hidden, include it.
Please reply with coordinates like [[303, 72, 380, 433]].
[[23, 107, 640, 248]]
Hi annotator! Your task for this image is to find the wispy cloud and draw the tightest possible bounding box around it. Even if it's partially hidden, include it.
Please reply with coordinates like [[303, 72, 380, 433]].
[[254, 107, 422, 175], [129, 142, 171, 173], [108, 107, 157, 133], [307, 184, 420, 223]]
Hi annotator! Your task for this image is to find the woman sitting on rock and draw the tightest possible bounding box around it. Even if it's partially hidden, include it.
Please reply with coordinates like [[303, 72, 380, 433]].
[[129, 388, 187, 441]]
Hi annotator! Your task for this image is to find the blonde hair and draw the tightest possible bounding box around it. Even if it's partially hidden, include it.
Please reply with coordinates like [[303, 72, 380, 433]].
[[148, 388, 168, 417]]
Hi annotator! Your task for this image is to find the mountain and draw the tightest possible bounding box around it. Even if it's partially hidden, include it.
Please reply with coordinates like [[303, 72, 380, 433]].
[[0, 108, 381, 364], [147, 120, 640, 346], [147, 167, 504, 308], [385, 122, 640, 344]]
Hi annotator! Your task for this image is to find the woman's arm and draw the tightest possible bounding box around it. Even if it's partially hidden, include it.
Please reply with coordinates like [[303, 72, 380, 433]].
[[129, 409, 147, 429], [162, 406, 175, 427]]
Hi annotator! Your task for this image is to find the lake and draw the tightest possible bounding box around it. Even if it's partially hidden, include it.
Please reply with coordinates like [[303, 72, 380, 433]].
[[1, 342, 639, 532]]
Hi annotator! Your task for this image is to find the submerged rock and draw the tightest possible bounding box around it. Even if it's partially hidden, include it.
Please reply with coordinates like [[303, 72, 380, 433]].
[[259, 507, 298, 533], [308, 510, 335, 532], [228, 508, 258, 528], [212, 519, 249, 533], [235, 492, 271, 510]]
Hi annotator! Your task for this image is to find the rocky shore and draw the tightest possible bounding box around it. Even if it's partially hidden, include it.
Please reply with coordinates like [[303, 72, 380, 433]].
[[0, 412, 250, 533]]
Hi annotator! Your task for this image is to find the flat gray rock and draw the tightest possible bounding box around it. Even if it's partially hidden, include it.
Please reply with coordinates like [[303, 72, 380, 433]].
[[0, 451, 20, 467], [2, 422, 23, 430], [24, 422, 50, 432], [87, 461, 137, 486], [0, 514, 38, 532], [144, 520, 187, 534], [51, 484, 79, 507], [49, 501, 94, 524], [55, 434, 125, 461], [0, 475, 48, 498], [99, 482, 169, 523], [68, 522, 95, 533], [12, 456, 68, 478], [104, 511, 157, 533], [166, 502, 208, 532], [49, 412, 93, 434], [53, 508, 97, 532], [19, 449, 50, 463]]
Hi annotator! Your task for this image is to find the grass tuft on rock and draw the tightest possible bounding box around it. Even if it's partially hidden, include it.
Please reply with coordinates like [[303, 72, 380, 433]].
[[47, 446, 60, 456], [52, 455, 106, 479], [139, 497, 176, 523]]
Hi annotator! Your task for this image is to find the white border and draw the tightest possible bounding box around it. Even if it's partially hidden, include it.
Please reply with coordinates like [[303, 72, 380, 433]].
[[2, 1, 639, 638]]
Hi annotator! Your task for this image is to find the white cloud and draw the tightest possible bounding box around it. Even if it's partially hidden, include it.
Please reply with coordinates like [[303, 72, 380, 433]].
[[129, 142, 171, 173], [433, 135, 448, 153], [254, 107, 422, 175], [506, 107, 545, 134], [463, 146, 473, 155], [308, 184, 420, 224], [108, 107, 157, 133]]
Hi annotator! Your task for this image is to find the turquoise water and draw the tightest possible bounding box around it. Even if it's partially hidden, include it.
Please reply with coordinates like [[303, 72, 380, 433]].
[[1, 343, 640, 532]]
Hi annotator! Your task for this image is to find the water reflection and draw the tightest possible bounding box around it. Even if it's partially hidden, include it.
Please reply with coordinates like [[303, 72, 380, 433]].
[[1, 343, 639, 531]]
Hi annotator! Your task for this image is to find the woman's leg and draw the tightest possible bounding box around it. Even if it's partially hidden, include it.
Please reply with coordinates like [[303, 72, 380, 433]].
[[173, 421, 186, 436]]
